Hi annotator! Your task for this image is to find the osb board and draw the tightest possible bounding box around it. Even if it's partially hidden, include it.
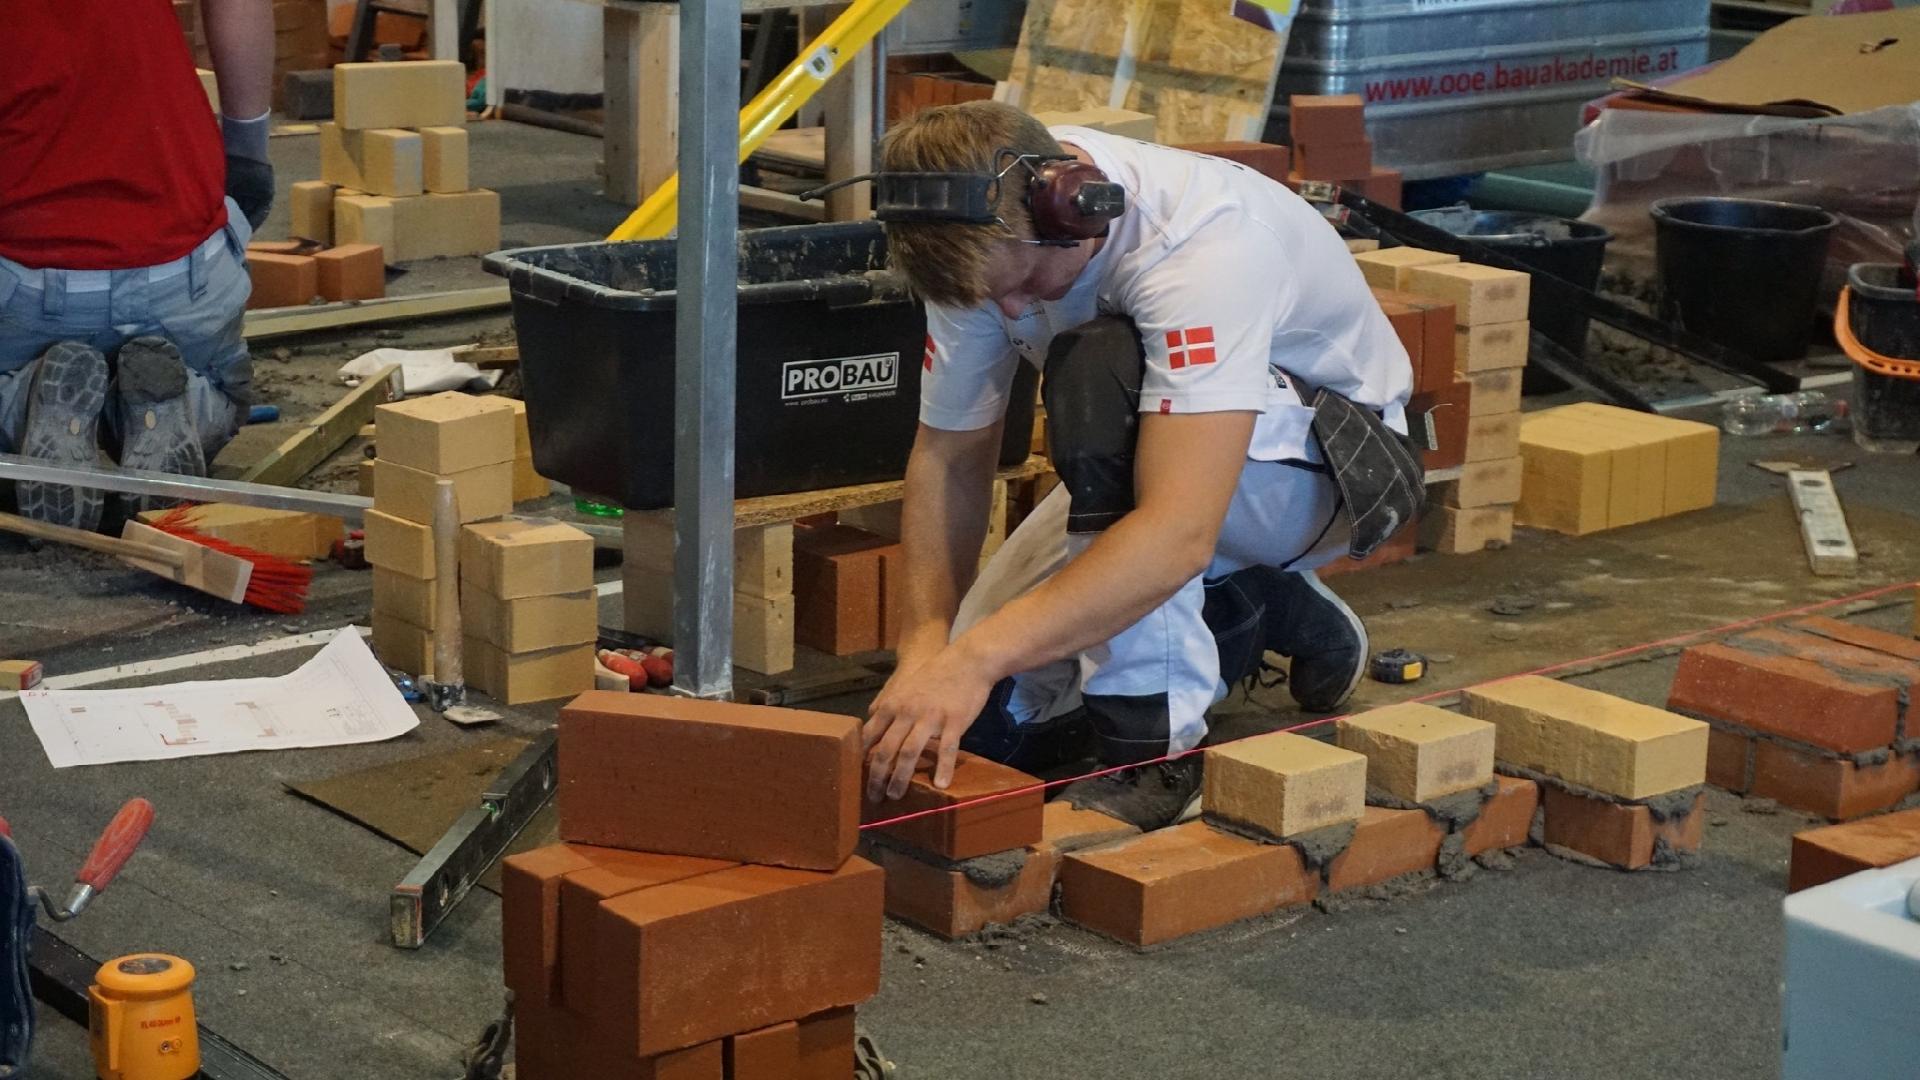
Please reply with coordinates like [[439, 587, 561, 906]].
[[287, 736, 558, 896], [1004, 0, 1286, 144]]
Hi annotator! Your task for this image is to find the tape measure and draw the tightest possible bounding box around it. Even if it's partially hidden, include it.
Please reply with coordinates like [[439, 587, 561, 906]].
[[1369, 648, 1426, 685]]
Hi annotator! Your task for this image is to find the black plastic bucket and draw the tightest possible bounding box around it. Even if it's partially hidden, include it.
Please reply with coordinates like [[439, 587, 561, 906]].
[[1650, 198, 1838, 367], [483, 221, 1035, 510], [1409, 207, 1612, 356], [1839, 263, 1920, 445]]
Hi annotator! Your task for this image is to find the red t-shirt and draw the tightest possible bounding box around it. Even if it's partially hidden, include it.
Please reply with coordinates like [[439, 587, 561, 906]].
[[0, 0, 229, 271]]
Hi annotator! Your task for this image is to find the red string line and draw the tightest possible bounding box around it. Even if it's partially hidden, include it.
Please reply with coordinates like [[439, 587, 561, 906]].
[[858, 578, 1919, 831]]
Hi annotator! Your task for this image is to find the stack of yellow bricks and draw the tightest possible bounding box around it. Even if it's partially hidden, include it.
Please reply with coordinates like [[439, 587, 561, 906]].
[[360, 399, 551, 507], [1355, 247, 1532, 554], [364, 392, 516, 679], [1515, 403, 1719, 535], [461, 521, 598, 705], [286, 61, 500, 261]]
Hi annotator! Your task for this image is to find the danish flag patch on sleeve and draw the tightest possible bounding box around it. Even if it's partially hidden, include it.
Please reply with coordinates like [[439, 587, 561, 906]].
[[923, 335, 937, 371], [1164, 326, 1217, 369]]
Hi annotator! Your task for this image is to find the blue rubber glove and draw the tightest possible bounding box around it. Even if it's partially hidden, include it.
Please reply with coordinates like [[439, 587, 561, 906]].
[[222, 111, 274, 230]]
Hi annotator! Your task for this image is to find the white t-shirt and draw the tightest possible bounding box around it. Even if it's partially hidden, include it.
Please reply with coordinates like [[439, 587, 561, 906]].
[[919, 127, 1413, 464]]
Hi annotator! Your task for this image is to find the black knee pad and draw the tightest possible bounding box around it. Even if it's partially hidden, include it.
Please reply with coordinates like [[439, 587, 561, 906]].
[[1042, 316, 1144, 534]]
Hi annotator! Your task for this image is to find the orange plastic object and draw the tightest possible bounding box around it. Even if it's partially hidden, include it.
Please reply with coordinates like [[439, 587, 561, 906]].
[[89, 954, 200, 1080]]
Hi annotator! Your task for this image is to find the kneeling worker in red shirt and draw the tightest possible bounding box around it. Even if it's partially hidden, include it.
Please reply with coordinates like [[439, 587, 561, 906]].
[[0, 0, 274, 529]]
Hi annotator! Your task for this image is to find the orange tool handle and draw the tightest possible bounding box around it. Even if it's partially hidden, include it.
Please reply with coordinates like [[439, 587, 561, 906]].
[[0, 817, 12, 839], [76, 798, 154, 892]]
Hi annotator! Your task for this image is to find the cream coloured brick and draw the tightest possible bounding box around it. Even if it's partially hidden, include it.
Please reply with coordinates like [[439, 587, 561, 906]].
[[288, 181, 334, 245], [1419, 505, 1512, 554], [363, 508, 435, 578], [1435, 457, 1522, 510], [624, 515, 792, 600], [319, 124, 423, 197], [1466, 368, 1522, 417], [1203, 732, 1366, 839], [1465, 412, 1521, 463], [387, 190, 500, 261], [622, 563, 794, 675], [335, 194, 396, 253], [1454, 320, 1529, 372], [420, 126, 469, 192], [333, 60, 467, 130], [1403, 263, 1531, 326], [373, 391, 516, 474], [1461, 675, 1707, 800], [1336, 703, 1495, 803], [1352, 247, 1459, 291]]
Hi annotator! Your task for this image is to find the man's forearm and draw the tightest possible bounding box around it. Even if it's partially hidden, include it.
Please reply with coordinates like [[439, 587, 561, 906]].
[[896, 427, 999, 659], [203, 0, 274, 119]]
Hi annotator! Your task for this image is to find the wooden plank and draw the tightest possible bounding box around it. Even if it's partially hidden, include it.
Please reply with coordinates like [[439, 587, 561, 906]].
[[754, 127, 828, 172], [636, 455, 1051, 530], [449, 343, 521, 370], [602, 2, 677, 206], [239, 365, 400, 487], [242, 286, 510, 340], [740, 185, 828, 221], [820, 4, 875, 222], [1788, 469, 1858, 577]]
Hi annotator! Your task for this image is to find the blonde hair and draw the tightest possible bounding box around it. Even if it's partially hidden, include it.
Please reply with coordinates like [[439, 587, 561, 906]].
[[880, 101, 1065, 307]]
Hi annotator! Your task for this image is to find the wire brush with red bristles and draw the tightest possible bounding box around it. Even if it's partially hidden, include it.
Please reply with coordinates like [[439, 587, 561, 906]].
[[147, 506, 315, 614]]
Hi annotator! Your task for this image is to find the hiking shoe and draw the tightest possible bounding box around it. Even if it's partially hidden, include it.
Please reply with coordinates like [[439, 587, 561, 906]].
[[115, 337, 204, 512], [1259, 568, 1368, 713], [1058, 755, 1204, 832], [16, 342, 109, 531]]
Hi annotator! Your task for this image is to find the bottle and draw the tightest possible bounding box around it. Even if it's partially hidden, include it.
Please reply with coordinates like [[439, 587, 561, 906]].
[[1719, 391, 1845, 436]]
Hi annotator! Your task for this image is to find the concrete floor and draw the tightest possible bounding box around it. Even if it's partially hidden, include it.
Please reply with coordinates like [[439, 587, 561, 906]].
[[7, 120, 1920, 1080]]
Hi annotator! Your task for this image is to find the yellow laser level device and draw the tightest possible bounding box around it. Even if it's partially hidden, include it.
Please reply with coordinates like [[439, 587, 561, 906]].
[[88, 953, 199, 1080]]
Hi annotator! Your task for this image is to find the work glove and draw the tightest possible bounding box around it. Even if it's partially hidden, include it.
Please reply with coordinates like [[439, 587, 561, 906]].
[[222, 111, 275, 231]]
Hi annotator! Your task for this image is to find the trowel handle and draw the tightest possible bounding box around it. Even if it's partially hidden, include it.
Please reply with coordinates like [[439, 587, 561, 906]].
[[0, 817, 11, 839], [76, 798, 154, 892]]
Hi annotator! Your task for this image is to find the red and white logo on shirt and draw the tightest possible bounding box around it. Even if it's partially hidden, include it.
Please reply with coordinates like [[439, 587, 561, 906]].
[[1164, 326, 1217, 369], [923, 335, 937, 372]]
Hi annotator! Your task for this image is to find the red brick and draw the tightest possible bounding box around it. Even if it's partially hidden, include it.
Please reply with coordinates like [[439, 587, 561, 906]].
[[501, 843, 596, 1007], [867, 842, 1059, 939], [793, 525, 887, 655], [863, 752, 1043, 860], [1750, 742, 1920, 821], [725, 1021, 798, 1080], [1789, 807, 1920, 892], [313, 242, 385, 301], [1359, 166, 1403, 210], [1293, 139, 1373, 182], [1372, 289, 1456, 394], [1540, 787, 1705, 870], [1325, 806, 1445, 891], [246, 251, 318, 309], [1288, 94, 1366, 145], [1791, 615, 1920, 662], [593, 859, 883, 1057], [558, 848, 733, 1008], [1460, 776, 1539, 856], [514, 998, 722, 1079], [557, 691, 861, 870], [1408, 378, 1470, 471], [1706, 727, 1754, 793], [1740, 625, 1920, 688], [795, 1007, 856, 1080], [1174, 141, 1291, 183], [1058, 821, 1316, 947], [1378, 298, 1425, 379], [1668, 642, 1898, 753]]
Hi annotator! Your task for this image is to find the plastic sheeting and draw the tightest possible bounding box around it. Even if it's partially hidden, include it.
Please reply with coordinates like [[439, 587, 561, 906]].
[[1574, 103, 1920, 290]]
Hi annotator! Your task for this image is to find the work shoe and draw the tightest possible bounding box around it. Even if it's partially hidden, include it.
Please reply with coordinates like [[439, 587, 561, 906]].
[[114, 337, 204, 513], [1058, 754, 1204, 832], [16, 342, 109, 531], [1258, 568, 1368, 713]]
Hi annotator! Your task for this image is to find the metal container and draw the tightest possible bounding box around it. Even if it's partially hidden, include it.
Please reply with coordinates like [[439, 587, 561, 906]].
[[1271, 0, 1711, 179]]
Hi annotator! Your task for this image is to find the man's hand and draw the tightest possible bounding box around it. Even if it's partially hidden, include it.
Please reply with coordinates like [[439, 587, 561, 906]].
[[221, 113, 274, 230], [862, 640, 996, 800]]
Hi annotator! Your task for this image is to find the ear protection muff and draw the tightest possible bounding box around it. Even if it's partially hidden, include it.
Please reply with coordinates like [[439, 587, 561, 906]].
[[1025, 157, 1126, 245]]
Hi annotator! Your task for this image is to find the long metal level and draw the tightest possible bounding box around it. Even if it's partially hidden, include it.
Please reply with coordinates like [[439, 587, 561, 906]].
[[0, 454, 372, 523]]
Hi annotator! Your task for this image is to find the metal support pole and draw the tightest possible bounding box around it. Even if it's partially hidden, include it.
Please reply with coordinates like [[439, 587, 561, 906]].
[[671, 0, 741, 699]]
